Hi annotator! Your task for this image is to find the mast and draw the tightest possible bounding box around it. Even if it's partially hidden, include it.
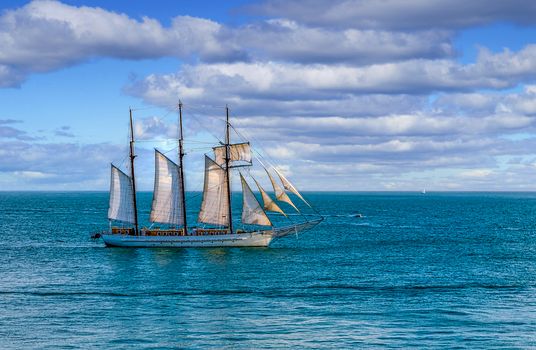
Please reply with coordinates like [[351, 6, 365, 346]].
[[129, 108, 139, 235], [225, 105, 233, 234], [178, 101, 188, 233]]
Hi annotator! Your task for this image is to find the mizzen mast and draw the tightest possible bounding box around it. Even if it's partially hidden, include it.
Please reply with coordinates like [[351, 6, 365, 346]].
[[129, 108, 139, 235], [178, 101, 188, 233]]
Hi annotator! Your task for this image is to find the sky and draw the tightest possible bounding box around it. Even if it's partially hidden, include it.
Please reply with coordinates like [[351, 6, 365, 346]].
[[2, 0, 536, 191]]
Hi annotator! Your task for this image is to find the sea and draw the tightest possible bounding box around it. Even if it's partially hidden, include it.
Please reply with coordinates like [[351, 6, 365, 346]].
[[1, 191, 535, 349]]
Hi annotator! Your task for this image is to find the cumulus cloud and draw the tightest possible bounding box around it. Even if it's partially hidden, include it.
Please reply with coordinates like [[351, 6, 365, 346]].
[[134, 116, 177, 140], [435, 85, 536, 116], [233, 19, 454, 64], [251, 0, 536, 30], [126, 45, 536, 112], [0, 0, 458, 87], [232, 113, 535, 141], [3, 0, 530, 89], [0, 139, 123, 186], [0, 0, 245, 86]]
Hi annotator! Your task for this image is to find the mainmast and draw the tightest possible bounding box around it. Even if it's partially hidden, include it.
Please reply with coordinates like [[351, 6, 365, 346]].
[[129, 108, 139, 235], [178, 101, 188, 233], [225, 106, 233, 234]]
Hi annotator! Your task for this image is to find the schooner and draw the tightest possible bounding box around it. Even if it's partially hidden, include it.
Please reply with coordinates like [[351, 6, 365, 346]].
[[101, 103, 322, 248]]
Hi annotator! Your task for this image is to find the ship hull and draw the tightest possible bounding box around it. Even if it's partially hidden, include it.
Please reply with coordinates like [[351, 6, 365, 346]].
[[101, 231, 274, 248], [101, 218, 323, 248]]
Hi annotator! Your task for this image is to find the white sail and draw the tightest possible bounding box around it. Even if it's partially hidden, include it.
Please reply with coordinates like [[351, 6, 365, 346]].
[[214, 142, 252, 166], [198, 155, 230, 226], [273, 167, 311, 207], [240, 173, 272, 226], [264, 167, 299, 212], [108, 164, 135, 224], [150, 150, 183, 225], [252, 177, 286, 216]]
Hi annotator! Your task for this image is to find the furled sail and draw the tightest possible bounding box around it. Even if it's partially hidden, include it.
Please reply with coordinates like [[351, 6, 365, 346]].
[[108, 164, 135, 224], [214, 142, 252, 166], [198, 155, 230, 226], [273, 167, 311, 207], [240, 173, 272, 226], [252, 177, 286, 216], [264, 167, 299, 212], [150, 150, 183, 225]]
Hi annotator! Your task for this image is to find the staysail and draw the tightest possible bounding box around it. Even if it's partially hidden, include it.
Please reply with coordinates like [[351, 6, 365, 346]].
[[272, 167, 311, 207], [150, 150, 183, 225], [214, 142, 252, 166], [264, 167, 299, 212], [198, 155, 230, 226], [108, 164, 135, 224], [252, 177, 286, 216], [240, 173, 272, 226]]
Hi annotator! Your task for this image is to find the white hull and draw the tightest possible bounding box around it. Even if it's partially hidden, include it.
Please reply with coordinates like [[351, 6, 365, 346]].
[[101, 219, 322, 248], [102, 231, 274, 248]]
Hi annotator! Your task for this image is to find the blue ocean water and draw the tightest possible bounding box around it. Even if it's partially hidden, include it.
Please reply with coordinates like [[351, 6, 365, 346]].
[[1, 191, 536, 349]]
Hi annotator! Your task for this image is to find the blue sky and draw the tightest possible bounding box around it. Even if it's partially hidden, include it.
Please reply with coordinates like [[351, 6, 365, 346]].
[[1, 0, 536, 191]]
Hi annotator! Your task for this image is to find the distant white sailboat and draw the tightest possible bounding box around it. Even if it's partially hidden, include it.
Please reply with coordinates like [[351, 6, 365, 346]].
[[100, 103, 322, 248], [421, 189, 426, 194]]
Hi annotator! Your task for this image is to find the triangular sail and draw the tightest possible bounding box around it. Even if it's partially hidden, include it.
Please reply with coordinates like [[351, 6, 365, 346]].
[[214, 142, 252, 166], [264, 167, 299, 212], [273, 167, 311, 208], [108, 164, 135, 224], [198, 155, 230, 226], [252, 177, 286, 216], [240, 173, 272, 226], [150, 150, 183, 225]]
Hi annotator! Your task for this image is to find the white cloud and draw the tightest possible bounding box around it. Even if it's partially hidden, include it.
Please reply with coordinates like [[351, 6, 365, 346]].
[[0, 139, 124, 182], [134, 116, 177, 140], [459, 169, 493, 178], [435, 85, 536, 116], [0, 0, 245, 86], [251, 0, 536, 30], [128, 46, 536, 109], [13, 170, 54, 179], [3, 1, 534, 91], [234, 19, 454, 64], [0, 0, 458, 86], [233, 113, 535, 141]]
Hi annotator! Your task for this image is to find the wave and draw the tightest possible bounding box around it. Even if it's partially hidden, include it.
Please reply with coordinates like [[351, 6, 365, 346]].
[[322, 213, 366, 218], [0, 289, 257, 298], [0, 282, 526, 299], [350, 222, 382, 227], [0, 208, 52, 213], [304, 282, 526, 292]]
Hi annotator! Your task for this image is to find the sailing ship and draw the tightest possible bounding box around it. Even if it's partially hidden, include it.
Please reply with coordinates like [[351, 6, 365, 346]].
[[100, 103, 323, 247]]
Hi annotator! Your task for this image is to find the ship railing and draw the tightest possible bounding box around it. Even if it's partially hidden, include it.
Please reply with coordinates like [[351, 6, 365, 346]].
[[111, 227, 135, 235], [144, 228, 186, 236], [194, 228, 230, 236]]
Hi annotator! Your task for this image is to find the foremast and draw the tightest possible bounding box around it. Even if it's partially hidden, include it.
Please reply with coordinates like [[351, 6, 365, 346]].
[[129, 108, 139, 235]]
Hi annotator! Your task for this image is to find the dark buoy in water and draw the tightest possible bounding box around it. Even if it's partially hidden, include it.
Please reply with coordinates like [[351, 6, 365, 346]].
[[354, 213, 363, 218], [91, 233, 102, 239]]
